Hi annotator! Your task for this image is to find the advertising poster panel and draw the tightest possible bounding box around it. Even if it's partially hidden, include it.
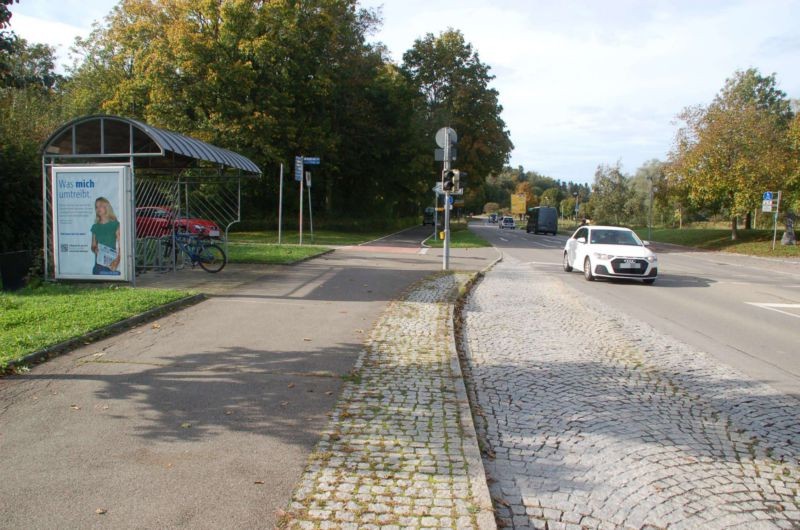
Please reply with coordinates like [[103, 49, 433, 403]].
[[52, 166, 132, 281], [511, 193, 527, 215]]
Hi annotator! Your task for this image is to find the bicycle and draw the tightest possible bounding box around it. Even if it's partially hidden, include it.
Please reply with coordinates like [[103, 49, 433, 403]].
[[165, 228, 227, 273]]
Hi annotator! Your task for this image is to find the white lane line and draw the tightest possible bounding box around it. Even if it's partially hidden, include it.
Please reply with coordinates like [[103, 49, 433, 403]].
[[499, 237, 509, 242], [746, 302, 800, 320]]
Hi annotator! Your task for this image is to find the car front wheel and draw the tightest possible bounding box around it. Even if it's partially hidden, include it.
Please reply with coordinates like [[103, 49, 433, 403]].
[[563, 252, 573, 272], [583, 257, 594, 281]]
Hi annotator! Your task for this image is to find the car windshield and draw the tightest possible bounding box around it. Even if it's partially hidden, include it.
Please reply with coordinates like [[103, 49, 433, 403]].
[[589, 229, 642, 246]]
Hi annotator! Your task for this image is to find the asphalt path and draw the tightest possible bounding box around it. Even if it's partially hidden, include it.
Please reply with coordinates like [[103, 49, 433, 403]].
[[0, 232, 496, 529], [472, 222, 800, 398]]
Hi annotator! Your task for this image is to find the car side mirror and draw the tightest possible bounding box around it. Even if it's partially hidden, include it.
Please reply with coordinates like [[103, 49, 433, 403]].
[[576, 237, 586, 244]]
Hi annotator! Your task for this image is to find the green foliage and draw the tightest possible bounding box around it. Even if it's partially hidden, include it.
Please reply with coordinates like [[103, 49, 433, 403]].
[[668, 68, 796, 238], [402, 29, 513, 212], [588, 163, 632, 225], [0, 283, 190, 367], [67, 0, 432, 220], [226, 243, 331, 264]]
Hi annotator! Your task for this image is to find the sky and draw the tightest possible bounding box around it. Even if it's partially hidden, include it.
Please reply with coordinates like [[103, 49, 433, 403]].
[[8, 0, 800, 184]]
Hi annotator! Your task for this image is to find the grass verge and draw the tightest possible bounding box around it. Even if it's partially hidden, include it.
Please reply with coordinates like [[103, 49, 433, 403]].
[[634, 228, 800, 258], [426, 223, 491, 248], [0, 284, 191, 368], [229, 230, 389, 246], [226, 243, 331, 264]]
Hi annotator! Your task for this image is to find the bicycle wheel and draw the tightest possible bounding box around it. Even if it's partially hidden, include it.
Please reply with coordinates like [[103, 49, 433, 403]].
[[197, 243, 226, 273]]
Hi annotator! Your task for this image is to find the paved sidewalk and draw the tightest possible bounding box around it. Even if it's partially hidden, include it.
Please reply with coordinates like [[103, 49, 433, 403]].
[[284, 273, 494, 529], [460, 257, 800, 530]]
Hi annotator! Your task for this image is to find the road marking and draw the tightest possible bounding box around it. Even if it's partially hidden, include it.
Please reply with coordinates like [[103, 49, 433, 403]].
[[418, 247, 429, 255], [746, 302, 800, 320], [499, 237, 509, 242]]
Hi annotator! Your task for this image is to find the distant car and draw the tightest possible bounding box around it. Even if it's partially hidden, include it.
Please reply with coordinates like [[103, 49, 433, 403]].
[[135, 207, 221, 239], [526, 206, 558, 235], [499, 216, 516, 229], [563, 225, 658, 284], [423, 207, 435, 226], [488, 213, 498, 223]]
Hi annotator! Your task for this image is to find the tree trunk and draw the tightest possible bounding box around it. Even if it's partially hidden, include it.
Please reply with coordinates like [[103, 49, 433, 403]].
[[731, 215, 738, 240], [744, 211, 752, 230]]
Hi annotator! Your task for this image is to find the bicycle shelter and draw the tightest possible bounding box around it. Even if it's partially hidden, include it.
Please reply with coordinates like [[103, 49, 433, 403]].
[[42, 115, 262, 284]]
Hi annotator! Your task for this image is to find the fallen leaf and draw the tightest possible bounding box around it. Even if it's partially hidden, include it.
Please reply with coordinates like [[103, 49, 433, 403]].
[[165, 463, 173, 468], [224, 410, 234, 415], [280, 401, 289, 406], [254, 480, 265, 485], [354, 329, 364, 334], [303, 338, 312, 342], [287, 383, 295, 388], [152, 323, 161, 329], [70, 404, 81, 410], [180, 422, 192, 429], [325, 391, 333, 395], [95, 509, 107, 515]]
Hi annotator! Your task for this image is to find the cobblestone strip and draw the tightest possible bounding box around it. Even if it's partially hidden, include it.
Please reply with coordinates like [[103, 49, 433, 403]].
[[284, 273, 496, 530], [460, 258, 800, 530]]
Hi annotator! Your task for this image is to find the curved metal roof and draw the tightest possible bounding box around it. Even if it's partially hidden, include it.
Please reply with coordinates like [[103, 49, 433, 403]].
[[43, 115, 261, 175]]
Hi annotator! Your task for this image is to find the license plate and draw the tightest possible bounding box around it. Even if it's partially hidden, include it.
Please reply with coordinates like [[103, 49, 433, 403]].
[[209, 230, 220, 237], [620, 262, 639, 269]]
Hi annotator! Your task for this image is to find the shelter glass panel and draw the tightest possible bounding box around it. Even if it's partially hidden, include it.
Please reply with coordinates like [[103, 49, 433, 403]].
[[45, 128, 73, 155], [74, 120, 101, 154], [103, 119, 131, 154], [133, 127, 161, 154]]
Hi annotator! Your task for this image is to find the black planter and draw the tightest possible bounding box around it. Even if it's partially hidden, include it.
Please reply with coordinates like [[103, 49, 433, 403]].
[[0, 250, 32, 291]]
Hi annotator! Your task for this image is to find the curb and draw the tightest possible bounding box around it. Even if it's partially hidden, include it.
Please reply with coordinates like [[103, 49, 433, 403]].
[[2, 293, 206, 373], [450, 256, 503, 529], [446, 298, 497, 530]]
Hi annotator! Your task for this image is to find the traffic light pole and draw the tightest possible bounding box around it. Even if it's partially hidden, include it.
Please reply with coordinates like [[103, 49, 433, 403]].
[[443, 141, 451, 270]]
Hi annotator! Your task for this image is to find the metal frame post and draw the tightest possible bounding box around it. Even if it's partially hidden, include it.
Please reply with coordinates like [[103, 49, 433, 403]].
[[278, 163, 284, 245]]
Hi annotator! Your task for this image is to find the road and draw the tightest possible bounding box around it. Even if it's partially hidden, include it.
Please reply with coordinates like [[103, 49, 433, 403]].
[[472, 222, 800, 398]]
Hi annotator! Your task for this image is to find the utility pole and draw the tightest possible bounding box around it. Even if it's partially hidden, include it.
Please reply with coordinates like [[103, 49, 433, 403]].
[[443, 140, 451, 270]]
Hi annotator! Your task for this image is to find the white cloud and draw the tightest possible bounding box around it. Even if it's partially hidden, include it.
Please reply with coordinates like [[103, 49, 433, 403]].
[[11, 0, 800, 183]]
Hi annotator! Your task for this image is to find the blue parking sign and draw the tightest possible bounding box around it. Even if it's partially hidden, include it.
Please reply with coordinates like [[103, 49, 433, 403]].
[[763, 191, 773, 201]]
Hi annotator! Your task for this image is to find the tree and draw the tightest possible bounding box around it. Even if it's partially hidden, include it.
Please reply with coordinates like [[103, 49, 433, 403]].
[[402, 29, 513, 210], [67, 0, 431, 221], [668, 69, 795, 239], [0, 0, 18, 81], [539, 187, 560, 207], [589, 163, 632, 225]]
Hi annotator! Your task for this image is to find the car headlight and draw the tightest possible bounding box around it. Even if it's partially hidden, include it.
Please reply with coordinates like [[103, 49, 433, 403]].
[[646, 255, 657, 263], [593, 252, 613, 260]]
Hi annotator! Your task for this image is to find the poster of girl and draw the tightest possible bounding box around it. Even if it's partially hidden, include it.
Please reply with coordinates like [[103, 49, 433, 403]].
[[90, 197, 121, 275]]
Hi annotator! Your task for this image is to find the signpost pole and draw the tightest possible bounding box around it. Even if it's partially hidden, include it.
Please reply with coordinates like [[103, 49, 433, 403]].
[[443, 140, 451, 271], [434, 191, 438, 240], [299, 157, 304, 246], [278, 163, 284, 245], [773, 191, 782, 251], [306, 171, 314, 243]]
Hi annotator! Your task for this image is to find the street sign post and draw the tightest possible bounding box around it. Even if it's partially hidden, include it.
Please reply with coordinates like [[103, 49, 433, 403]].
[[296, 155, 321, 244], [294, 156, 303, 181]]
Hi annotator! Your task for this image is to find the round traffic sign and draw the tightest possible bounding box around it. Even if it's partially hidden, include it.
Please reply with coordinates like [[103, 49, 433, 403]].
[[435, 127, 457, 148], [763, 191, 773, 201]]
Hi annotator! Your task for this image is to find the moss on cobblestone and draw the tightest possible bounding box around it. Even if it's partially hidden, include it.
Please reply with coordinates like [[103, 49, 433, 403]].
[[282, 273, 493, 529]]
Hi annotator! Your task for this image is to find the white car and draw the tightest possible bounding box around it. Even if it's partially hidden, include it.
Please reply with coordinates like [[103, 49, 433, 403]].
[[499, 216, 516, 229], [563, 225, 658, 284]]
